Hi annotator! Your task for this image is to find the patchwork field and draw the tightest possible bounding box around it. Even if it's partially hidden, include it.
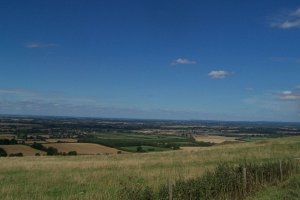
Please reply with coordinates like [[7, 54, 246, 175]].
[[42, 143, 120, 155], [0, 145, 46, 156], [194, 135, 238, 144], [0, 136, 299, 199]]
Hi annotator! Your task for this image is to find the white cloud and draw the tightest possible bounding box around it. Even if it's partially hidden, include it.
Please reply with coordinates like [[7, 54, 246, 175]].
[[25, 42, 58, 48], [282, 90, 292, 95], [171, 58, 196, 65], [271, 8, 300, 29], [208, 70, 230, 79]]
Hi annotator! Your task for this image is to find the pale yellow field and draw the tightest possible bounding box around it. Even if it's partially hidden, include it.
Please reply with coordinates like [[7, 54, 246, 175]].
[[194, 135, 238, 143], [0, 145, 46, 156], [42, 143, 120, 155]]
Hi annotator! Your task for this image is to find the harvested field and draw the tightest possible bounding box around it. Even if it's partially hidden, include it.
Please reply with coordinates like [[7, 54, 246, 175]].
[[194, 135, 238, 144], [0, 145, 46, 156], [43, 143, 120, 155]]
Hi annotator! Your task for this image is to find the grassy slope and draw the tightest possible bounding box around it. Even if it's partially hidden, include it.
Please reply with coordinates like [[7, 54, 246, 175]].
[[0, 136, 300, 199]]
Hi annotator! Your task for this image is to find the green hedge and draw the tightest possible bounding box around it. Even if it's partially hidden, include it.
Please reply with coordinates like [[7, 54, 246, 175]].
[[120, 159, 298, 200]]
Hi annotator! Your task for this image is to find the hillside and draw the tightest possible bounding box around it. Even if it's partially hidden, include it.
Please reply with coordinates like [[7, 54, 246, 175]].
[[0, 136, 299, 199]]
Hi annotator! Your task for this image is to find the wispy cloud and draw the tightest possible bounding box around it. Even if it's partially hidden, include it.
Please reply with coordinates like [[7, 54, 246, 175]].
[[276, 20, 300, 29], [245, 87, 254, 91], [242, 87, 300, 121], [0, 88, 37, 97], [279, 90, 300, 101], [208, 70, 230, 79], [25, 42, 58, 48], [171, 58, 196, 65], [0, 88, 95, 105], [292, 8, 300, 16], [0, 88, 239, 120], [271, 7, 300, 29], [269, 56, 300, 64]]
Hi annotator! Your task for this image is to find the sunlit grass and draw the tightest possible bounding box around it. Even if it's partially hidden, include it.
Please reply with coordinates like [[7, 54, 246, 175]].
[[0, 136, 300, 199]]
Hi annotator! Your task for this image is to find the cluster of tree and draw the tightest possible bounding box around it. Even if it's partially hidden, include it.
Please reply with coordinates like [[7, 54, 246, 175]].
[[30, 143, 77, 156], [0, 148, 7, 157], [0, 139, 17, 145], [46, 146, 58, 155], [46, 147, 77, 156], [136, 146, 145, 152], [0, 148, 23, 157], [31, 142, 47, 151], [135, 145, 180, 153]]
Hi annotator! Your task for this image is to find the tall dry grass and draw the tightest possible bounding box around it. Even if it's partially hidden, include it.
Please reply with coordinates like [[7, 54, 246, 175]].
[[0, 136, 300, 199]]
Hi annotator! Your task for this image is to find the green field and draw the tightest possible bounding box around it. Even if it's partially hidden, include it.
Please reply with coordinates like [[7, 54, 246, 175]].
[[0, 136, 300, 199], [79, 132, 200, 150]]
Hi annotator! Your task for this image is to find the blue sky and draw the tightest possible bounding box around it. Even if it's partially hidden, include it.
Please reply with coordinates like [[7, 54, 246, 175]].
[[1, 0, 300, 121]]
